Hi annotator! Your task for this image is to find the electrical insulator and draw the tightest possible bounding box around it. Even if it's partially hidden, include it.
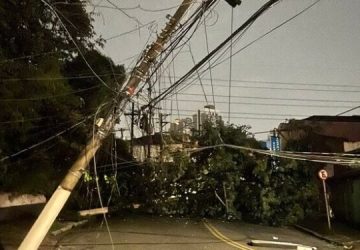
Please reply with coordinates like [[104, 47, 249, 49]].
[[224, 0, 241, 8]]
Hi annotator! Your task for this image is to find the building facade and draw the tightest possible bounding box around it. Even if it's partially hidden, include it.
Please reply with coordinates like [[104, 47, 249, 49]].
[[278, 116, 360, 227]]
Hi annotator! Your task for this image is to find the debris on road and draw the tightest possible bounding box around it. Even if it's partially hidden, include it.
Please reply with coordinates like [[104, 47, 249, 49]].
[[51, 220, 88, 236], [248, 239, 317, 249]]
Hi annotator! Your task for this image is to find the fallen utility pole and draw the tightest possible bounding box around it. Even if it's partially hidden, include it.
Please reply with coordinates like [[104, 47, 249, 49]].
[[19, 1, 195, 249]]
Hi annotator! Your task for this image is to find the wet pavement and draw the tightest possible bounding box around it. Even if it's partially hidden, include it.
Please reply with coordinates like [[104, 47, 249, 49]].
[[55, 215, 341, 250], [296, 218, 360, 248]]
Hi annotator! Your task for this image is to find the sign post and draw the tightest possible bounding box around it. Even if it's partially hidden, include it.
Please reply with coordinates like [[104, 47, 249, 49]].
[[318, 169, 331, 230]]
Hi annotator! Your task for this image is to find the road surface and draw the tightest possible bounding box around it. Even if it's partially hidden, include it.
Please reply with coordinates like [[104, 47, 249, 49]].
[[55, 215, 340, 250]]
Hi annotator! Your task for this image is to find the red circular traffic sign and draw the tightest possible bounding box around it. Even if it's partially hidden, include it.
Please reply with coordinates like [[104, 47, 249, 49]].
[[318, 169, 328, 180]]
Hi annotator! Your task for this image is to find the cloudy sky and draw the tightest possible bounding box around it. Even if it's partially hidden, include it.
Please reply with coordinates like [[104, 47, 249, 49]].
[[89, 0, 360, 139]]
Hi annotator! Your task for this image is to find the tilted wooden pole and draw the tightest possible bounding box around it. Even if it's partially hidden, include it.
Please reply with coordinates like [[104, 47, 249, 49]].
[[19, 1, 195, 249]]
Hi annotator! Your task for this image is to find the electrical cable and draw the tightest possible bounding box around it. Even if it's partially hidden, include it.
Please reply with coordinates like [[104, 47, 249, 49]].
[[166, 76, 360, 89], [161, 0, 322, 102], [210, 0, 321, 69], [104, 21, 156, 41], [135, 0, 217, 96], [166, 81, 360, 93], [103, 0, 143, 26], [1, 73, 124, 82], [188, 43, 209, 105], [91, 103, 115, 250], [167, 113, 287, 121], [147, 0, 281, 108], [228, 7, 234, 123], [40, 0, 116, 92], [203, 10, 216, 106], [336, 106, 360, 116], [166, 92, 360, 104], [164, 98, 355, 108], [0, 114, 95, 162], [0, 85, 101, 102], [186, 144, 360, 166], [160, 108, 309, 117]]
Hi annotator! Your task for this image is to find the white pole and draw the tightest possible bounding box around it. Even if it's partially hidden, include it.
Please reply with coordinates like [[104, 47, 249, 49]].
[[18, 187, 71, 250], [322, 180, 332, 230]]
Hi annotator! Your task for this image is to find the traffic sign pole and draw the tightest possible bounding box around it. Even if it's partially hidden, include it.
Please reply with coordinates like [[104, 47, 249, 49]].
[[322, 179, 331, 230], [319, 169, 331, 230]]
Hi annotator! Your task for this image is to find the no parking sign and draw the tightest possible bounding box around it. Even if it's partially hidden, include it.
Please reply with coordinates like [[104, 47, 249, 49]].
[[318, 169, 328, 180]]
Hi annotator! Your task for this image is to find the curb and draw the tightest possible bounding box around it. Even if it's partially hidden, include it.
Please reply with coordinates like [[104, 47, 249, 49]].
[[294, 224, 346, 247], [51, 220, 88, 236]]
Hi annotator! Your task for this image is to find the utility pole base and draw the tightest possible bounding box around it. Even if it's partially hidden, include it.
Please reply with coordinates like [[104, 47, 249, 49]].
[[19, 187, 71, 250]]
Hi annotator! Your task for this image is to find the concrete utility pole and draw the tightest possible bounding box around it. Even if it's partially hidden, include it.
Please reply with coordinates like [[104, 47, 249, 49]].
[[158, 113, 169, 163], [158, 113, 169, 150], [147, 82, 153, 160], [125, 102, 138, 156], [19, 1, 195, 249]]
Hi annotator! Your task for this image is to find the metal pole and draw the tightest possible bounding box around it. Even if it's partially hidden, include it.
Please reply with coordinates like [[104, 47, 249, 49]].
[[130, 102, 135, 155], [19, 1, 195, 249], [322, 180, 332, 230], [197, 109, 201, 132], [223, 182, 228, 215]]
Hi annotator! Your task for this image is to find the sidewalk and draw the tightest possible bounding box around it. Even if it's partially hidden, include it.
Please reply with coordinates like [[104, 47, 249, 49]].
[[0, 218, 87, 249], [0, 218, 57, 250], [295, 218, 360, 249]]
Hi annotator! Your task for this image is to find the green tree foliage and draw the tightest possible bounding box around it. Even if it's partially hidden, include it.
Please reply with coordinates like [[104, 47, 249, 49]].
[[235, 158, 319, 225], [0, 0, 125, 195], [104, 120, 318, 226]]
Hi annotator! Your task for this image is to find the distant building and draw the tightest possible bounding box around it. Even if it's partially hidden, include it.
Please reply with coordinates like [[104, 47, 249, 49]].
[[132, 133, 184, 163], [169, 117, 193, 135], [278, 116, 360, 152], [192, 105, 222, 132], [277, 115, 360, 226]]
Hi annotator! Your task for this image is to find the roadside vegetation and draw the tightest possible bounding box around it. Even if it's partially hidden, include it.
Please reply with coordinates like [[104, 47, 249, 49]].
[[82, 121, 320, 226], [0, 0, 125, 194]]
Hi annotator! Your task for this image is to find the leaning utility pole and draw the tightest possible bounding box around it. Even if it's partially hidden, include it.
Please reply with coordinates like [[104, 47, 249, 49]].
[[19, 1, 195, 249]]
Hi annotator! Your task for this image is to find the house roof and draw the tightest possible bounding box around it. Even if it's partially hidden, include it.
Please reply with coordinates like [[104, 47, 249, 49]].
[[303, 116, 360, 123]]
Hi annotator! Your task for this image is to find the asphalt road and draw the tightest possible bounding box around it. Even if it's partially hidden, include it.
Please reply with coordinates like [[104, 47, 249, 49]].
[[55, 215, 341, 250]]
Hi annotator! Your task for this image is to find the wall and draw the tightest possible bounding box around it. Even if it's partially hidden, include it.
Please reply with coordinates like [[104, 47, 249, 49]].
[[0, 193, 46, 221], [330, 177, 360, 227]]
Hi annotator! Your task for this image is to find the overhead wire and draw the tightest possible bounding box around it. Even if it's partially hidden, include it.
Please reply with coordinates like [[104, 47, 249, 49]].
[[160, 0, 322, 103], [0, 49, 76, 64], [135, 0, 218, 96], [147, 0, 282, 108], [0, 114, 95, 162], [165, 92, 360, 104], [0, 73, 124, 82], [40, 0, 116, 92], [0, 85, 101, 102], [228, 7, 234, 123], [104, 21, 156, 41], [203, 9, 216, 106], [164, 98, 355, 108], [169, 81, 360, 93], [167, 76, 360, 89], [336, 106, 360, 116], [188, 43, 209, 105], [210, 0, 321, 69], [186, 144, 360, 166], [91, 102, 115, 250], [102, 0, 143, 26], [160, 108, 309, 117], [166, 113, 286, 121]]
